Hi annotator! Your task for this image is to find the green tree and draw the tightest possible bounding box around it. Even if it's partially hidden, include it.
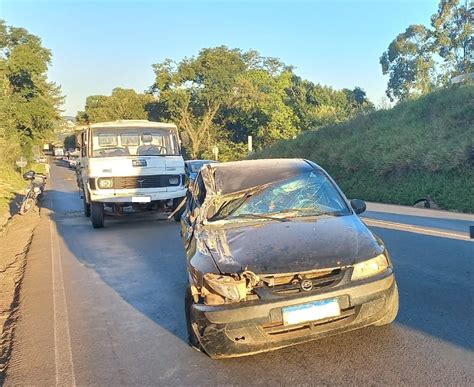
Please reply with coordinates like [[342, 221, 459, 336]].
[[76, 88, 154, 124], [380, 25, 436, 101], [380, 0, 472, 101], [150, 46, 248, 158], [431, 0, 473, 78], [150, 46, 375, 158], [286, 76, 373, 130], [0, 20, 62, 165]]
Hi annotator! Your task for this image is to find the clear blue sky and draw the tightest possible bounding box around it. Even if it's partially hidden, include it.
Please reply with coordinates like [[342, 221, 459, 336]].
[[2, 0, 438, 116]]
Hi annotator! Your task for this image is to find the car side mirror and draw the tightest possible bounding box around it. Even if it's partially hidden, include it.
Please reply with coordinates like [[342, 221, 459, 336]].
[[350, 199, 366, 215]]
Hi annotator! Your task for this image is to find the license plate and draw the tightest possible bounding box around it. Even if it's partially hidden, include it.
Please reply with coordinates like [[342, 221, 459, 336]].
[[132, 196, 151, 203], [132, 159, 147, 167], [282, 299, 340, 325]]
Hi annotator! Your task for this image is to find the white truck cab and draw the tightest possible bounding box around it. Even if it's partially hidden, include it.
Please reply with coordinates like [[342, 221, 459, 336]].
[[78, 120, 186, 228]]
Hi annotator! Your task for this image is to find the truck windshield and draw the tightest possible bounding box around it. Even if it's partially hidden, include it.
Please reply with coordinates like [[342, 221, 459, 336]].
[[91, 127, 180, 157]]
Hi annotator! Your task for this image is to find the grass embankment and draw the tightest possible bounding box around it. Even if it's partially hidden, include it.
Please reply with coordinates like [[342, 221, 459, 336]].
[[254, 85, 474, 213], [0, 167, 24, 223], [0, 162, 48, 224]]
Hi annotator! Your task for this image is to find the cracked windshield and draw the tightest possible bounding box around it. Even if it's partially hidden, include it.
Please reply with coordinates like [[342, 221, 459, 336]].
[[213, 171, 350, 221]]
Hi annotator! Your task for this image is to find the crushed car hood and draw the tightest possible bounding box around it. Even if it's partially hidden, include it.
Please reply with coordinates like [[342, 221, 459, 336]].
[[201, 215, 383, 274]]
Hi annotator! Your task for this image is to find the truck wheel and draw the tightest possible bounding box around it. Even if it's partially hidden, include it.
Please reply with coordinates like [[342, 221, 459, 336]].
[[173, 198, 185, 222], [83, 194, 91, 217], [173, 206, 185, 222], [185, 287, 203, 351], [374, 282, 399, 326], [91, 202, 104, 228]]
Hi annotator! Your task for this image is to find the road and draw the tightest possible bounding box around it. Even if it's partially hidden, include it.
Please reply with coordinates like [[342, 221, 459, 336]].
[[5, 161, 474, 385]]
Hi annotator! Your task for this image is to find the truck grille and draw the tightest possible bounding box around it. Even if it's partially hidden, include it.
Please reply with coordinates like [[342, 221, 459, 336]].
[[113, 175, 182, 189]]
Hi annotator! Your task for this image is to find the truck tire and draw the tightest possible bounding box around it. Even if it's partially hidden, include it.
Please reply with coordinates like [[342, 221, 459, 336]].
[[83, 194, 91, 217], [173, 198, 185, 222], [91, 201, 104, 228], [374, 282, 399, 326], [173, 206, 185, 222]]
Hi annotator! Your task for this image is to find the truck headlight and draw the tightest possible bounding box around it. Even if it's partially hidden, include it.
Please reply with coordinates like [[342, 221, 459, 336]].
[[168, 176, 179, 185], [203, 273, 247, 303], [97, 178, 113, 189], [351, 254, 389, 281]]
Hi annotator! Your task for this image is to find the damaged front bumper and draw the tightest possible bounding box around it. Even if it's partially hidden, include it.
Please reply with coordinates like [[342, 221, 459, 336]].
[[190, 272, 397, 359]]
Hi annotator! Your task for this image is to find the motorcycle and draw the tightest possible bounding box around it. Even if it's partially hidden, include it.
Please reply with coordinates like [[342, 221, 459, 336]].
[[19, 170, 47, 215]]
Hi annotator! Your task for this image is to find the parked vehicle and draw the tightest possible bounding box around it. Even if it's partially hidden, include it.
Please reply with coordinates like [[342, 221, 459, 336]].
[[53, 147, 64, 159], [77, 120, 187, 228], [19, 170, 47, 215], [184, 159, 218, 183], [181, 159, 399, 358], [67, 151, 80, 169]]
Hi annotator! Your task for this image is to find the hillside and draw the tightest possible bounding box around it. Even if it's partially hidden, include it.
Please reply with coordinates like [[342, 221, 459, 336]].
[[254, 85, 474, 213]]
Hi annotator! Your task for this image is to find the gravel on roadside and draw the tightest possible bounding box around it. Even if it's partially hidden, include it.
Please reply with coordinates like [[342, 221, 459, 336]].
[[0, 208, 40, 379]]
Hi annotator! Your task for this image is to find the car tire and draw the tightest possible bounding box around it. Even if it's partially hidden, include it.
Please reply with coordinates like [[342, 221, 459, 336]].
[[185, 287, 204, 351], [90, 201, 104, 228], [374, 282, 399, 326], [83, 194, 91, 217]]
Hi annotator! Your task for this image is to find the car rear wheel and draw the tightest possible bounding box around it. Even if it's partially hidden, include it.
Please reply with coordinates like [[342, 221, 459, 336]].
[[90, 201, 104, 228], [185, 287, 204, 351], [374, 282, 399, 326]]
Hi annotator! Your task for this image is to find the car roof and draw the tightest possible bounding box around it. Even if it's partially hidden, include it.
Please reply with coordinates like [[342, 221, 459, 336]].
[[201, 158, 319, 195]]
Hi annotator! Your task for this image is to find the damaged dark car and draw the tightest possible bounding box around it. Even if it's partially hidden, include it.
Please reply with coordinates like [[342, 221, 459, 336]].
[[181, 159, 399, 358]]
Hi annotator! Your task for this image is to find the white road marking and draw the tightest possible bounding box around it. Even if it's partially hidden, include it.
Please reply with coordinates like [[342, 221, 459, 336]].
[[50, 199, 76, 386], [363, 218, 472, 241]]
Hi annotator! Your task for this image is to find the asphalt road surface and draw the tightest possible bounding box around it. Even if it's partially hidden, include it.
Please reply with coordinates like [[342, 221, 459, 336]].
[[5, 161, 474, 385]]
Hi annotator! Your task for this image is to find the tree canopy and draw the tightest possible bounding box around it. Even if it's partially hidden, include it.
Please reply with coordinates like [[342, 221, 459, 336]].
[[147, 46, 372, 159], [76, 88, 154, 124], [0, 20, 63, 164], [380, 0, 473, 101]]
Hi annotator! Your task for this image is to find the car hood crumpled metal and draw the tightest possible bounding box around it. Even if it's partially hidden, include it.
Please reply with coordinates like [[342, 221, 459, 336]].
[[200, 215, 384, 274]]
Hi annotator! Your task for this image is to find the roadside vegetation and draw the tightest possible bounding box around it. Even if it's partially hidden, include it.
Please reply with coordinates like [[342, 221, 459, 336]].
[[254, 85, 474, 212], [0, 20, 61, 220]]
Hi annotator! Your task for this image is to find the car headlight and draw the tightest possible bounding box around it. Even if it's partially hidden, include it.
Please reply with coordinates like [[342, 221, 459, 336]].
[[168, 176, 180, 185], [97, 178, 113, 189], [203, 273, 247, 303], [351, 253, 389, 281]]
